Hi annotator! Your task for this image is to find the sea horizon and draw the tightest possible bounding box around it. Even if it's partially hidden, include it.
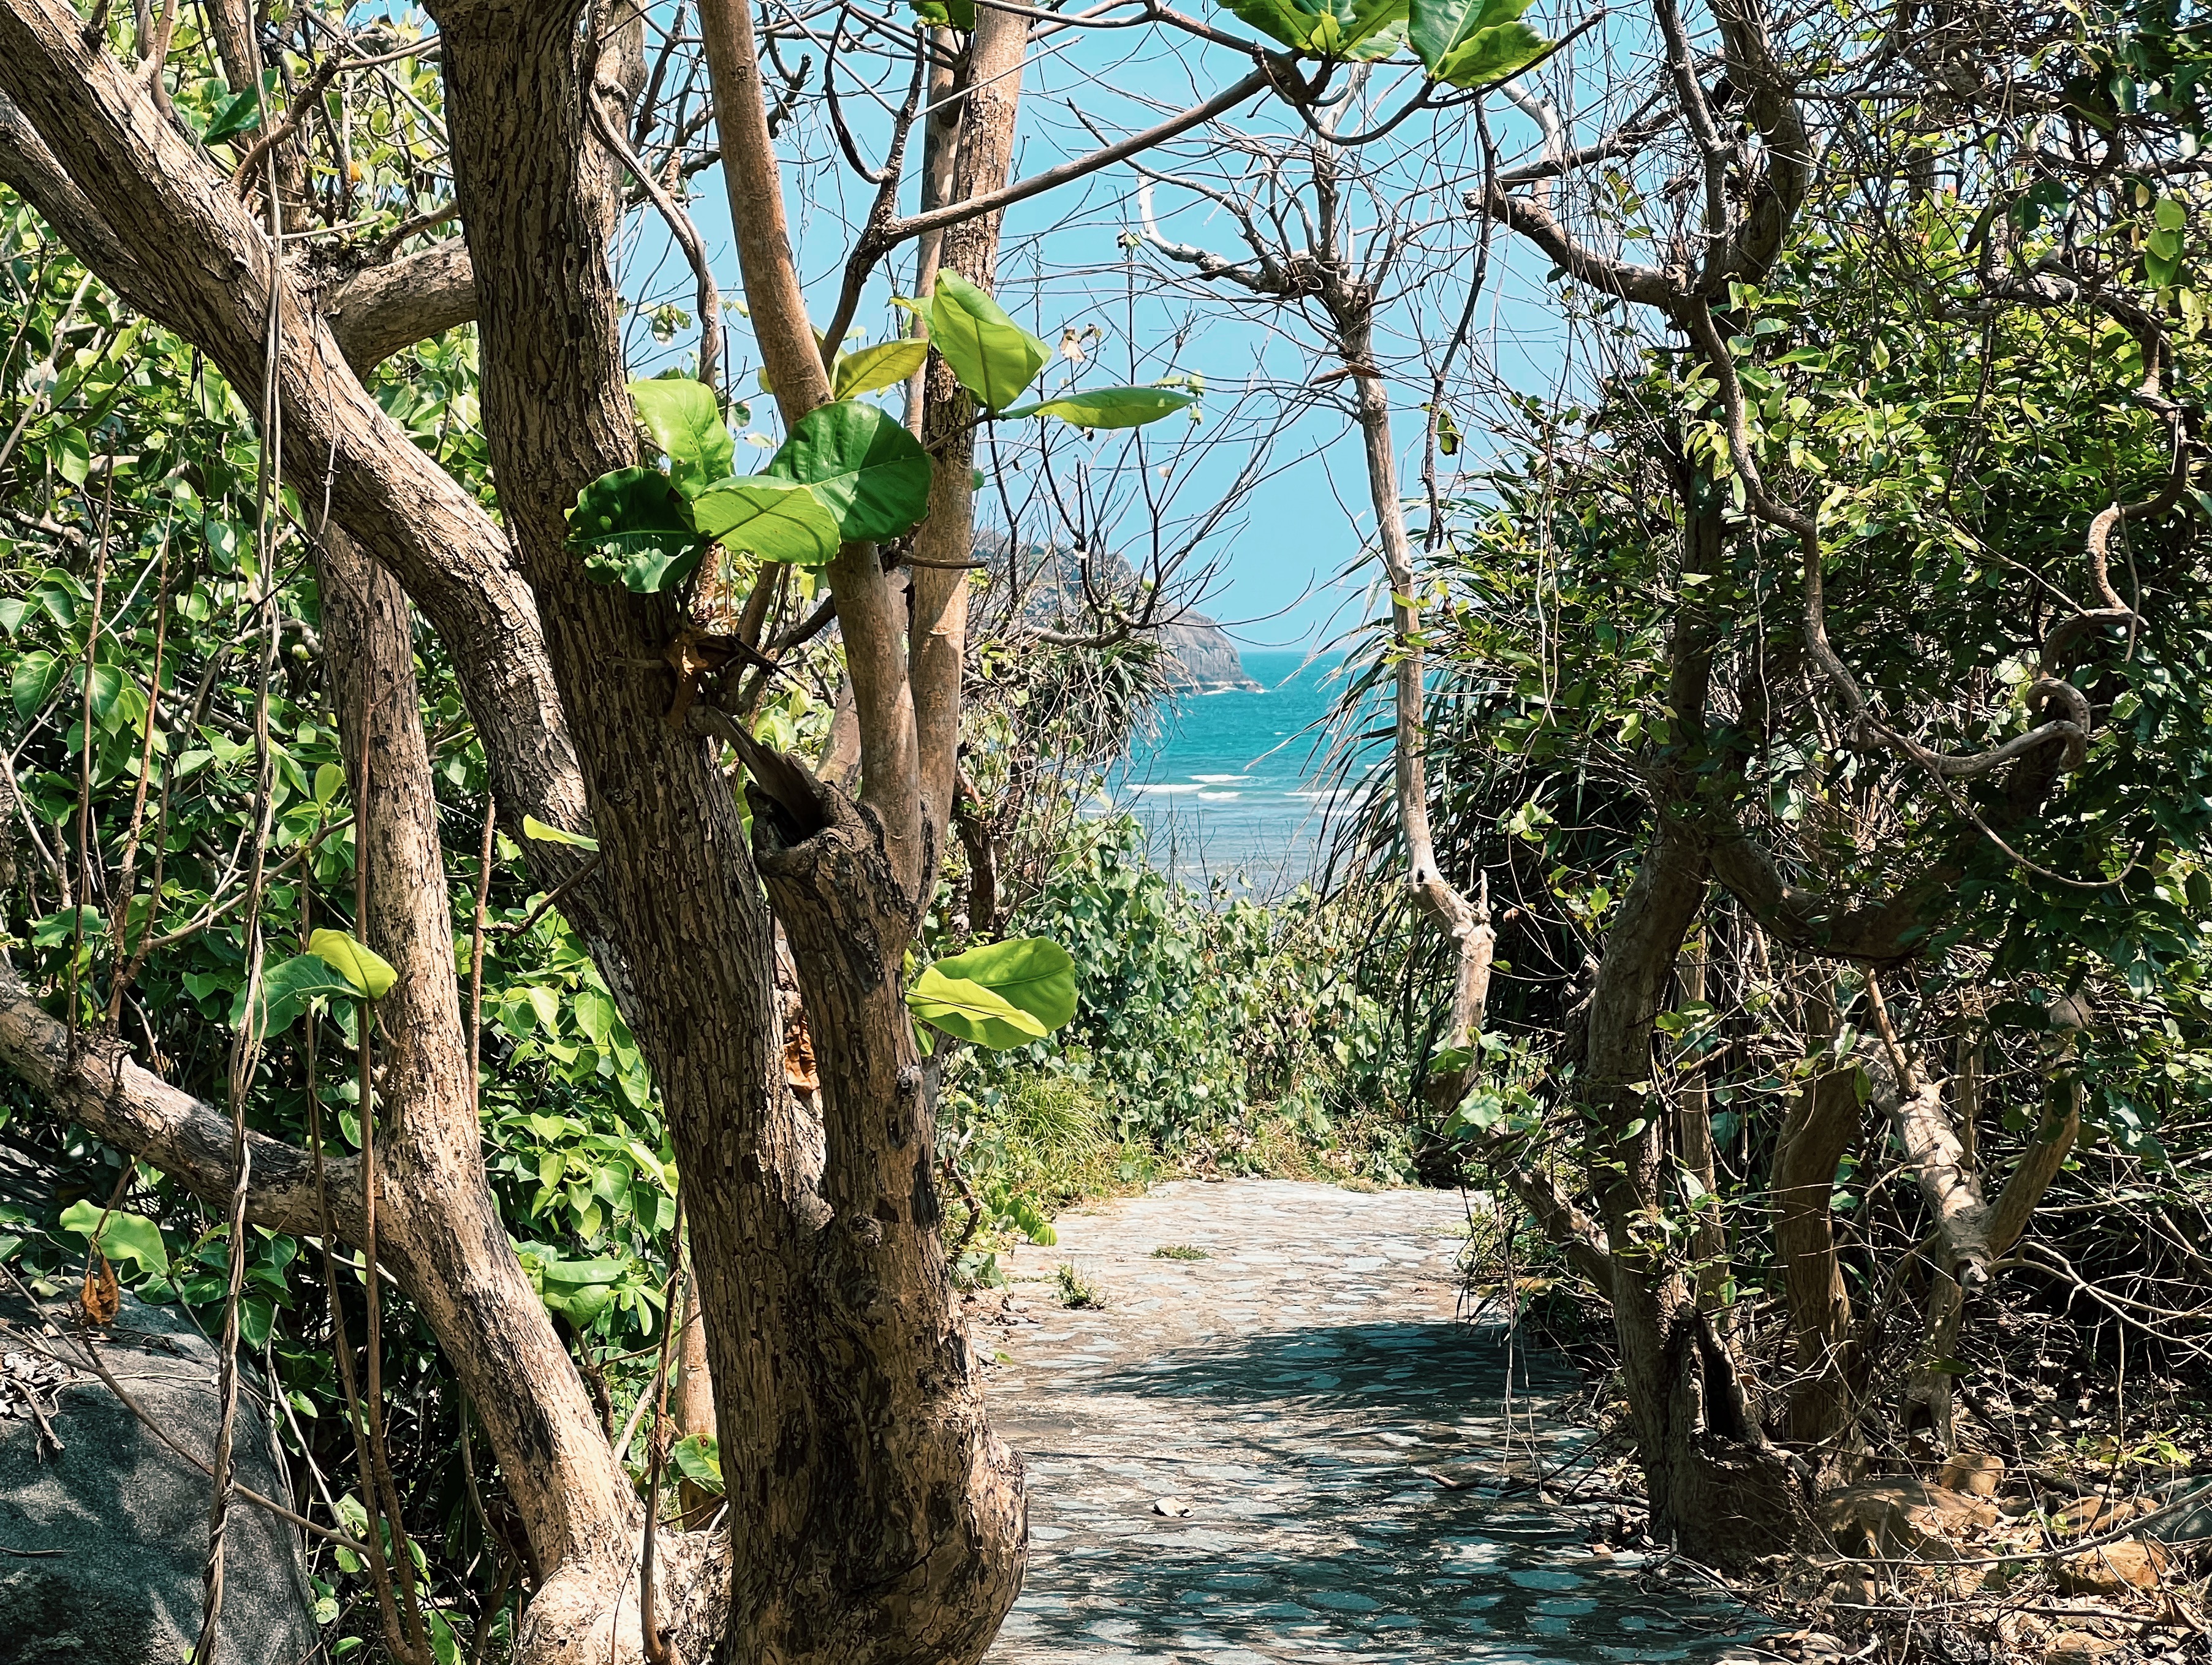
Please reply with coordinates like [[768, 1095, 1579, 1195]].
[[1106, 647, 1378, 897]]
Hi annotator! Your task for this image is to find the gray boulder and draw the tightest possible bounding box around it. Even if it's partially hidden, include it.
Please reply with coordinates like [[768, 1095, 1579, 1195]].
[[0, 1292, 321, 1664]]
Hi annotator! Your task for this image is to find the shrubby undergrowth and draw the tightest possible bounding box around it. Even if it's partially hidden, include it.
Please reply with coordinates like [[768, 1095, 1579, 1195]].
[[933, 812, 1423, 1267]]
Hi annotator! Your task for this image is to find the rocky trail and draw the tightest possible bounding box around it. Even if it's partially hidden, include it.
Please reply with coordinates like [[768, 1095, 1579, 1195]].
[[974, 1178, 1770, 1664]]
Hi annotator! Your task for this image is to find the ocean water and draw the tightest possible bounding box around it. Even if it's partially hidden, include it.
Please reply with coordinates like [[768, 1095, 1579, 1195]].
[[1106, 649, 1374, 894]]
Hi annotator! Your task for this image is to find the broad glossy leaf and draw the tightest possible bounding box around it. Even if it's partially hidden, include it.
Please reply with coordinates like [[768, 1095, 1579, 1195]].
[[906, 966, 1051, 1050], [671, 1433, 724, 1490], [11, 650, 59, 719], [522, 815, 600, 852], [308, 928, 398, 1001], [242, 952, 361, 1037], [691, 475, 842, 567], [58, 1200, 169, 1278], [539, 1255, 626, 1287], [767, 401, 932, 542], [833, 338, 931, 400], [1408, 0, 1546, 86], [627, 377, 735, 497], [999, 387, 1197, 430], [926, 273, 1048, 412], [1218, 0, 1406, 55], [567, 466, 700, 592], [926, 936, 1078, 1029]]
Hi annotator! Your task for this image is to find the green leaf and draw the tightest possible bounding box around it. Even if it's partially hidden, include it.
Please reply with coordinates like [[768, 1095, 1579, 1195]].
[[0, 597, 25, 634], [29, 906, 102, 948], [833, 338, 931, 400], [670, 1433, 724, 1491], [51, 427, 88, 487], [312, 763, 346, 807], [1416, 0, 1547, 88], [999, 387, 1197, 430], [574, 987, 615, 1045], [926, 937, 1078, 1030], [308, 928, 398, 1001], [909, 0, 976, 24], [243, 952, 361, 1037], [690, 476, 842, 567], [539, 1256, 626, 1287], [566, 466, 703, 592], [11, 650, 61, 719], [203, 72, 278, 144], [522, 815, 600, 852], [626, 378, 736, 498], [926, 273, 1048, 412], [906, 966, 1051, 1050], [767, 401, 932, 542], [1217, 0, 1406, 55], [58, 1199, 169, 1278]]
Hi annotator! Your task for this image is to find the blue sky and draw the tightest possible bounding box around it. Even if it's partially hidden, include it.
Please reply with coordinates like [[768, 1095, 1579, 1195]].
[[607, 9, 1581, 650]]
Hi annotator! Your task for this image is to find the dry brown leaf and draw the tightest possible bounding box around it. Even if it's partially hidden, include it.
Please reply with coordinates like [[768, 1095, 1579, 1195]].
[[80, 1254, 119, 1326]]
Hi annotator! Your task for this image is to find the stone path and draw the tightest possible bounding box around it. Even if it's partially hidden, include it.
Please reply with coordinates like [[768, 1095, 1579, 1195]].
[[975, 1178, 1764, 1664]]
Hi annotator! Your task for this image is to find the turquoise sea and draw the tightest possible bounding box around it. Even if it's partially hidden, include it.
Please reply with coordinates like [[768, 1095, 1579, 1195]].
[[1107, 648, 1374, 895]]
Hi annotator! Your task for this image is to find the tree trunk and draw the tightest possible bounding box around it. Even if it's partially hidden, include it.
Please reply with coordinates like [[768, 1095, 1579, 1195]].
[[1585, 822, 1812, 1561], [739, 778, 1027, 1664], [1771, 976, 1863, 1465], [317, 528, 643, 1628], [431, 6, 1025, 1657], [1336, 303, 1494, 1115]]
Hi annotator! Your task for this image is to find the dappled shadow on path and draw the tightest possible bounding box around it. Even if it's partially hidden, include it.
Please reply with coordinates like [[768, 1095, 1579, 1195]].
[[988, 1319, 1761, 1664]]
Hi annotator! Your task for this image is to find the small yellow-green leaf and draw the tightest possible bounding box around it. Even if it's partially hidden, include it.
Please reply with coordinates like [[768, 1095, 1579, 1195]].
[[522, 815, 600, 852], [307, 928, 398, 1001], [833, 337, 931, 400]]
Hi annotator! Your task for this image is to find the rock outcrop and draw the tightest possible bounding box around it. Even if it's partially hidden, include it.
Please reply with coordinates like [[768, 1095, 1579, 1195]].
[[0, 1291, 319, 1664]]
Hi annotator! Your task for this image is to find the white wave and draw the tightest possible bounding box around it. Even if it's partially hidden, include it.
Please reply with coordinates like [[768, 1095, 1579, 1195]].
[[1195, 791, 1243, 801], [1192, 773, 1249, 784], [1129, 782, 1206, 796]]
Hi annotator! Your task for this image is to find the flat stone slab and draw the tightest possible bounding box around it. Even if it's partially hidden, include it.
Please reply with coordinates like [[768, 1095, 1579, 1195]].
[[979, 1178, 1763, 1663]]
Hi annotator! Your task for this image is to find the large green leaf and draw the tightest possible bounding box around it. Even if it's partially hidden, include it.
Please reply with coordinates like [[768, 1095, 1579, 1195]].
[[567, 466, 701, 593], [691, 475, 843, 567], [627, 377, 735, 498], [767, 401, 932, 542], [906, 967, 1051, 1050], [1217, 0, 1406, 56], [58, 1200, 169, 1278], [10, 650, 60, 719], [833, 338, 931, 400], [927, 936, 1078, 1029], [308, 928, 398, 1001], [239, 952, 360, 1037], [1407, 0, 1546, 86], [999, 387, 1197, 430], [926, 273, 1048, 412]]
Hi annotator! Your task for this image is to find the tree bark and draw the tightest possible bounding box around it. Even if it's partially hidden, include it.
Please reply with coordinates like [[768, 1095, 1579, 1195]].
[[908, 4, 1026, 867], [1771, 985, 1863, 1462], [317, 528, 641, 1612], [1585, 821, 1812, 1561], [430, 5, 1025, 1657]]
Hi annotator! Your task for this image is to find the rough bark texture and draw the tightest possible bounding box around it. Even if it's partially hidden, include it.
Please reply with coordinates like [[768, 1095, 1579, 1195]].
[[318, 529, 639, 1609], [1773, 1049, 1863, 1458], [430, 5, 1025, 1658], [743, 779, 1027, 1664], [908, 4, 1026, 863], [1580, 822, 1812, 1560]]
